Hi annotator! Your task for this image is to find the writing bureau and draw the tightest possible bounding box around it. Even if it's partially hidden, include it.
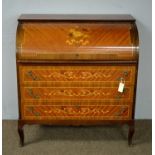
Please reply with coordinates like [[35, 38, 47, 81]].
[[16, 14, 139, 146]]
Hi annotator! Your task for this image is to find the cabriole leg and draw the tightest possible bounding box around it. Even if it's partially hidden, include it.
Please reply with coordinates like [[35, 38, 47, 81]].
[[128, 121, 135, 146], [18, 121, 24, 146]]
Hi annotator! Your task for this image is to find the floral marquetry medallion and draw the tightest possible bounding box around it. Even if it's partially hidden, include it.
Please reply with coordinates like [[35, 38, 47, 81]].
[[66, 27, 90, 46]]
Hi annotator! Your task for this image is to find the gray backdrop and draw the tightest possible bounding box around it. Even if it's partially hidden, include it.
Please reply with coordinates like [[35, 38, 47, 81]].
[[2, 0, 152, 119]]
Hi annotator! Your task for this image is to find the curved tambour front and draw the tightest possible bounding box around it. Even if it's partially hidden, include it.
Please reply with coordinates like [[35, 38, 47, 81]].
[[16, 22, 139, 61]]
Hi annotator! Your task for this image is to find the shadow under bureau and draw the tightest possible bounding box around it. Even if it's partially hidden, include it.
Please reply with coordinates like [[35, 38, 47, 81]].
[[16, 14, 139, 146]]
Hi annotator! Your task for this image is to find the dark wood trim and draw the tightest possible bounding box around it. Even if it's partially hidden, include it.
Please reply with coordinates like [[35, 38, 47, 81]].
[[18, 120, 24, 146], [16, 22, 23, 120], [19, 119, 133, 126], [131, 63, 139, 120], [16, 22, 22, 55], [16, 60, 138, 64], [19, 21, 135, 24], [16, 62, 22, 119], [133, 22, 139, 48], [128, 120, 135, 146], [131, 21, 139, 120], [18, 14, 135, 22], [17, 62, 138, 68]]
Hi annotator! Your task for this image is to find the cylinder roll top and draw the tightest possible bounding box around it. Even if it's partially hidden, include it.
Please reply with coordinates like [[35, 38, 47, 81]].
[[16, 14, 139, 61]]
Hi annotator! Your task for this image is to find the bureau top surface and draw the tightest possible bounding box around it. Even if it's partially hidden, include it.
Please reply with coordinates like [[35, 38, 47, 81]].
[[18, 14, 135, 22], [16, 14, 139, 62]]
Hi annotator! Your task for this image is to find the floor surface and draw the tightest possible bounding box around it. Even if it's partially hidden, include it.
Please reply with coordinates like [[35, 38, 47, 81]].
[[2, 120, 152, 155]]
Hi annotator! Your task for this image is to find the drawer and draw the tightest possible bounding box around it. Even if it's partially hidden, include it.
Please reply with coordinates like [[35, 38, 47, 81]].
[[23, 105, 131, 120], [19, 65, 136, 86], [21, 86, 134, 102]]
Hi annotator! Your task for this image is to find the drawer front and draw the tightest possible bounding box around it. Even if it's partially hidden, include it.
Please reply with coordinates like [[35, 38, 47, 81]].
[[21, 86, 134, 102], [23, 105, 130, 120], [19, 65, 136, 86]]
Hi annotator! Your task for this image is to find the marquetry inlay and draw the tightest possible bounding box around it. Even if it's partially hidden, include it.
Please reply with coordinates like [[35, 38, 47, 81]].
[[66, 27, 90, 46], [20, 66, 135, 85], [22, 87, 131, 101], [24, 105, 129, 120]]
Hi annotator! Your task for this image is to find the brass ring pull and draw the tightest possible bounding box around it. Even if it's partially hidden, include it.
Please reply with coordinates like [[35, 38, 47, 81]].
[[27, 88, 40, 99], [26, 71, 38, 81]]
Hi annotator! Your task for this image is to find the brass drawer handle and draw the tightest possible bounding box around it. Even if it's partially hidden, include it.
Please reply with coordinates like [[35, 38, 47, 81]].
[[27, 88, 40, 99], [117, 71, 129, 81], [115, 107, 128, 116], [117, 77, 124, 81], [123, 71, 129, 76], [75, 104, 81, 109], [27, 107, 40, 116], [26, 71, 39, 81]]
